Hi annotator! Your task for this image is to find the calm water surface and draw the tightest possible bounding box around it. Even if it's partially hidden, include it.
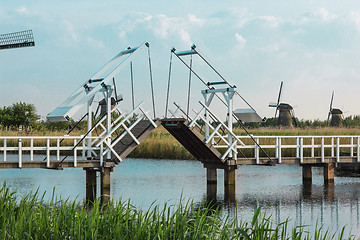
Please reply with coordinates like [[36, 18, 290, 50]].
[[1, 155, 360, 236]]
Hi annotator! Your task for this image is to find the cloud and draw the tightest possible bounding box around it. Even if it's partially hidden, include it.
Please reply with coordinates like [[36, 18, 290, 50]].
[[235, 33, 246, 44], [118, 30, 127, 40], [179, 29, 192, 46], [117, 12, 203, 46], [349, 11, 360, 30], [312, 8, 337, 22], [188, 14, 204, 26], [64, 20, 79, 42], [16, 6, 34, 16], [256, 15, 281, 28], [86, 37, 104, 49]]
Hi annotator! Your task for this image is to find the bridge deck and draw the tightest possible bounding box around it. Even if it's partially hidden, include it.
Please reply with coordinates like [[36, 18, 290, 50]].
[[161, 118, 225, 166], [112, 119, 160, 163], [0, 160, 114, 169]]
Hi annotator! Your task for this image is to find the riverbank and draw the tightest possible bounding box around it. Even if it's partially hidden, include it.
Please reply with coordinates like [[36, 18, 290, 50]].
[[0, 183, 353, 239]]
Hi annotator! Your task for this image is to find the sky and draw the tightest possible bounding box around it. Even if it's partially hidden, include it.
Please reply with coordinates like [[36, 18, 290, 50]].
[[1, 0, 360, 121]]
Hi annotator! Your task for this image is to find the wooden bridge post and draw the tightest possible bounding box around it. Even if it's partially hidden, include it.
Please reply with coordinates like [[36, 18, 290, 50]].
[[101, 167, 113, 205], [85, 168, 97, 206], [224, 166, 236, 185], [207, 168, 217, 184], [224, 184, 236, 203], [206, 167, 217, 201], [302, 165, 312, 183], [323, 163, 335, 184]]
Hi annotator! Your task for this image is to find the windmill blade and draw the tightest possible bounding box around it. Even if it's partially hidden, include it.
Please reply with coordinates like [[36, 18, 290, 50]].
[[277, 81, 283, 106], [272, 81, 283, 127], [327, 111, 331, 125], [329, 91, 334, 112], [327, 91, 334, 124]]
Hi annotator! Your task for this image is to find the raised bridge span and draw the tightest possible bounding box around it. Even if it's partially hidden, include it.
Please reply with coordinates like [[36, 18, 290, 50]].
[[1, 42, 357, 205]]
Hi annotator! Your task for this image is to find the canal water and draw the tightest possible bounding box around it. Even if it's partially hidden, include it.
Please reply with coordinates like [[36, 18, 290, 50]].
[[1, 156, 360, 236]]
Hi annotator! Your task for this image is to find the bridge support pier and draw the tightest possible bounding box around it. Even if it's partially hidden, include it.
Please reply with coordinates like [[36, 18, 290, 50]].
[[224, 166, 236, 185], [323, 163, 335, 184], [101, 167, 113, 205], [302, 165, 312, 183], [206, 167, 217, 201], [85, 168, 97, 207], [207, 168, 217, 184]]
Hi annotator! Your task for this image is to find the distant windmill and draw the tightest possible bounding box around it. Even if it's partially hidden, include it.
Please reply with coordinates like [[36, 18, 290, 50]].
[[327, 91, 343, 127], [269, 81, 297, 127]]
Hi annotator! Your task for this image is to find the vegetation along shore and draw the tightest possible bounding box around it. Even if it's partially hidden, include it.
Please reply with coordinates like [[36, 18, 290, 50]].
[[0, 183, 354, 239]]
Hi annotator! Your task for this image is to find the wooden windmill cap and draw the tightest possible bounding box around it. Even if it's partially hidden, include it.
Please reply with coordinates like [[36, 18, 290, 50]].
[[331, 108, 342, 114], [278, 103, 293, 110]]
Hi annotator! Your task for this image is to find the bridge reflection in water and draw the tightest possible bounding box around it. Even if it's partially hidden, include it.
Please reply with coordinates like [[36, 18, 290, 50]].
[[202, 167, 360, 235]]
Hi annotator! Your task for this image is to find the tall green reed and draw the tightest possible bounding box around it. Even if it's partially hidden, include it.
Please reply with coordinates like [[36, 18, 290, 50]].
[[0, 183, 355, 239]]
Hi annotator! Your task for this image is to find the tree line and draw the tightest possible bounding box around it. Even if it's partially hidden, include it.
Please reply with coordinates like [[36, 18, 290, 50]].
[[0, 102, 84, 132], [1, 102, 360, 132]]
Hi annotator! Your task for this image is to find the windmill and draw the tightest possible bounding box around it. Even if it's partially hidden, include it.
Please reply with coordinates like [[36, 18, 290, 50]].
[[0, 30, 35, 50], [327, 91, 343, 127], [269, 81, 297, 127]]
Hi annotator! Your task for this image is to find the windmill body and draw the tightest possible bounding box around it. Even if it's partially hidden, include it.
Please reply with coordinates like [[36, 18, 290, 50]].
[[330, 108, 343, 127], [327, 91, 343, 127], [277, 103, 294, 127], [269, 82, 296, 127]]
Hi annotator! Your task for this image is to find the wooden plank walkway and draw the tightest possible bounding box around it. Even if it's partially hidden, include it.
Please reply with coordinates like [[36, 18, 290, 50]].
[[161, 118, 225, 166], [111, 119, 160, 163]]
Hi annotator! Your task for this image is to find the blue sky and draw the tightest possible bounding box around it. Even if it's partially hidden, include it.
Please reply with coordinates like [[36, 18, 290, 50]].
[[1, 0, 360, 120]]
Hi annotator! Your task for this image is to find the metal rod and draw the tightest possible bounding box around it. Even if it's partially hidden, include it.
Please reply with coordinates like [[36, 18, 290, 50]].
[[165, 50, 173, 118]]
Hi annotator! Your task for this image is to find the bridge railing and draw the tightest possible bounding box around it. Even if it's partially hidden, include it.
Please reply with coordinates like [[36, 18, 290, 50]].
[[0, 136, 99, 168], [170, 101, 247, 161], [95, 101, 157, 162], [213, 135, 360, 164]]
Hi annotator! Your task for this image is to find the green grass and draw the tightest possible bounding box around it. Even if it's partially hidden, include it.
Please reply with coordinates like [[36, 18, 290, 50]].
[[0, 183, 355, 239]]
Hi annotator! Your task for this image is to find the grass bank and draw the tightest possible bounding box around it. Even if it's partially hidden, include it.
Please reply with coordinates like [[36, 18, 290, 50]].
[[0, 183, 354, 239]]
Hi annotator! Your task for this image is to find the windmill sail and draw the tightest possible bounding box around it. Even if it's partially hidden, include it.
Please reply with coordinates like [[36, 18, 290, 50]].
[[327, 91, 334, 124]]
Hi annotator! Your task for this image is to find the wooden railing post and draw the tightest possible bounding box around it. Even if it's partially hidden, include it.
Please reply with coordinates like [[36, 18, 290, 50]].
[[278, 138, 282, 164], [357, 137, 360, 162], [321, 137, 325, 163], [336, 137, 340, 163], [18, 139, 22, 168], [46, 138, 50, 168], [30, 138, 34, 161], [4, 139, 7, 162], [311, 137, 314, 158], [296, 137, 299, 158], [300, 137, 303, 163]]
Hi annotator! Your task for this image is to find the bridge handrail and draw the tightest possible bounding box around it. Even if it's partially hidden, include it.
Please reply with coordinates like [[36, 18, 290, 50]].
[[96, 101, 157, 162], [211, 135, 360, 164], [0, 136, 100, 168], [188, 101, 246, 160]]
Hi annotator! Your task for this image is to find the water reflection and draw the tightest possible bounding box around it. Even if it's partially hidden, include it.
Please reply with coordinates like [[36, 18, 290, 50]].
[[202, 172, 360, 236]]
